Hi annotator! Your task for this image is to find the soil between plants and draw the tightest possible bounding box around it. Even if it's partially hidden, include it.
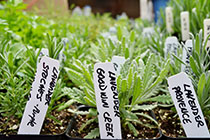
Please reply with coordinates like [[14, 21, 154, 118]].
[[0, 98, 75, 135], [154, 107, 186, 138], [155, 106, 210, 138], [68, 112, 160, 139]]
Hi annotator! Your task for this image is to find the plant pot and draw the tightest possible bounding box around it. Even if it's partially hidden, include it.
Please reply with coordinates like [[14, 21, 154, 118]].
[[0, 134, 65, 140], [0, 89, 7, 93], [162, 134, 210, 140], [65, 105, 163, 140]]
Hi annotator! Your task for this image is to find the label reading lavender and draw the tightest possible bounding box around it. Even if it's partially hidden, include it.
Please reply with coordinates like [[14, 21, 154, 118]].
[[167, 72, 210, 137], [93, 63, 122, 139], [111, 56, 126, 76], [181, 40, 193, 74], [18, 56, 60, 134], [165, 7, 173, 33], [204, 19, 210, 48], [181, 11, 190, 41], [164, 36, 179, 58]]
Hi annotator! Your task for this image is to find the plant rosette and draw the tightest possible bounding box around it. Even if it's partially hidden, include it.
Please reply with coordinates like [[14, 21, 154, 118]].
[[65, 105, 162, 140]]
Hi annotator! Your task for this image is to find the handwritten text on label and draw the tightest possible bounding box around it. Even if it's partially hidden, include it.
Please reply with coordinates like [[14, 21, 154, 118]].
[[164, 36, 179, 59], [181, 11, 190, 41], [168, 72, 210, 137], [93, 63, 122, 139], [18, 56, 60, 134], [165, 7, 173, 33], [181, 40, 193, 74]]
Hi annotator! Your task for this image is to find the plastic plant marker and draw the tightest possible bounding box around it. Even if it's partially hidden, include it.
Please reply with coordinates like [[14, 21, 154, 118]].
[[167, 72, 210, 138], [18, 56, 60, 134], [140, 0, 148, 20], [36, 48, 49, 64], [181, 40, 193, 74], [111, 56, 126, 76], [83, 5, 91, 16], [204, 19, 210, 48], [93, 62, 122, 139], [59, 38, 69, 62], [181, 11, 190, 41], [165, 7, 173, 33], [148, 1, 153, 21], [164, 36, 179, 58]]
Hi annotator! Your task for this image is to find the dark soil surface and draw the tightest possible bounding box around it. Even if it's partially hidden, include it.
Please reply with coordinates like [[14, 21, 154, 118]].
[[68, 111, 160, 139], [154, 107, 186, 138], [0, 97, 75, 135]]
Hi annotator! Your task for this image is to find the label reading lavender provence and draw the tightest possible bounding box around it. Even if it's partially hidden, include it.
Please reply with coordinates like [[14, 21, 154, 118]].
[[168, 72, 210, 137]]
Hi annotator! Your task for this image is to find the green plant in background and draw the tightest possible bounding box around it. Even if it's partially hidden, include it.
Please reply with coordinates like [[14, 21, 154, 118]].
[[63, 54, 172, 138], [142, 27, 167, 57], [160, 0, 210, 38], [63, 37, 91, 66], [0, 40, 30, 119], [91, 26, 147, 62]]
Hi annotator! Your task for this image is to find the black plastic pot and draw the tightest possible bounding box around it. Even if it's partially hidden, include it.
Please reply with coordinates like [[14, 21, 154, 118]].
[[162, 134, 210, 140], [0, 134, 65, 140], [0, 89, 7, 93], [65, 105, 163, 140]]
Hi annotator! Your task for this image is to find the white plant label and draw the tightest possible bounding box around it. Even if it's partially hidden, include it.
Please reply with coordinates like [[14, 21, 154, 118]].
[[18, 56, 60, 134], [165, 7, 173, 33], [181, 11, 190, 41], [167, 72, 210, 137], [111, 56, 126, 75], [59, 38, 69, 62], [204, 19, 210, 48], [93, 63, 122, 139], [181, 40, 193, 74], [140, 0, 148, 20], [36, 48, 49, 64], [148, 1, 153, 21], [164, 36, 179, 57], [143, 27, 154, 38]]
